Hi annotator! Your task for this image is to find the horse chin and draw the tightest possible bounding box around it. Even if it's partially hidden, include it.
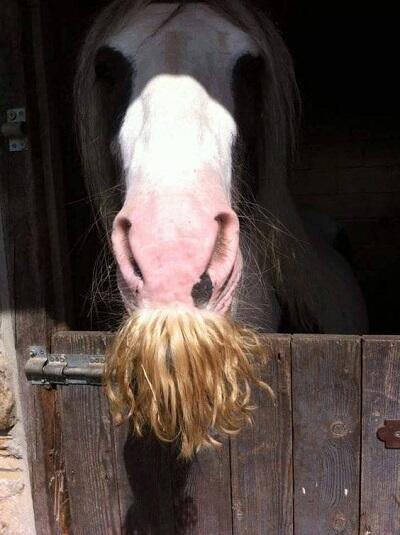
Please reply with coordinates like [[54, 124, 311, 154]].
[[104, 306, 272, 459]]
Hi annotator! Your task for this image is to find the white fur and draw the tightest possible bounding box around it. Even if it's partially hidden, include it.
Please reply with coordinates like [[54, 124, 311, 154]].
[[107, 4, 258, 197]]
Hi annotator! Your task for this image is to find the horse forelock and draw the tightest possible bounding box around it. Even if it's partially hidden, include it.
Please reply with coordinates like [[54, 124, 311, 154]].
[[75, 0, 331, 332]]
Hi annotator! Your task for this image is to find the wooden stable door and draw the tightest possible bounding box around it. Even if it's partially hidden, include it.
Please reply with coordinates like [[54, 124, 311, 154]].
[[1, 2, 71, 533], [37, 333, 400, 535]]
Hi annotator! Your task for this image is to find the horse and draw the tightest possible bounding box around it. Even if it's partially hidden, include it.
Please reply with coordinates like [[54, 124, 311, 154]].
[[75, 0, 368, 458]]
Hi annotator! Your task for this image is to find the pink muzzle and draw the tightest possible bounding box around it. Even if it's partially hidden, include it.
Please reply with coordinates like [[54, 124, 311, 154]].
[[111, 190, 242, 313]]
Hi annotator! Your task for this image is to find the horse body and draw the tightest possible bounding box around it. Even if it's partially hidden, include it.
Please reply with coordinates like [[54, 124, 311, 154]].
[[75, 1, 367, 456]]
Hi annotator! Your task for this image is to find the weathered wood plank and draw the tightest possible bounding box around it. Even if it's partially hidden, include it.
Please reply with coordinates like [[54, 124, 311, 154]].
[[230, 335, 293, 534], [1, 2, 68, 533], [30, 0, 73, 328], [115, 423, 176, 534], [53, 332, 121, 535], [53, 331, 177, 535], [292, 335, 361, 534], [170, 437, 233, 535], [118, 428, 230, 535], [360, 337, 400, 534]]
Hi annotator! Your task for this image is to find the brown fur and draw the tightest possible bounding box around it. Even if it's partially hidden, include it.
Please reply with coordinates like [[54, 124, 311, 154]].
[[105, 308, 272, 458]]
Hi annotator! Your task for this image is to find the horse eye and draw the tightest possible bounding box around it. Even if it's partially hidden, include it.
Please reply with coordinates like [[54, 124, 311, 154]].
[[94, 46, 125, 86], [95, 64, 117, 86], [95, 59, 116, 84]]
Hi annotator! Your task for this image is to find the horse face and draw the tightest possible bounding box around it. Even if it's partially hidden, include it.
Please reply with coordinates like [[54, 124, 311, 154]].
[[97, 4, 259, 313]]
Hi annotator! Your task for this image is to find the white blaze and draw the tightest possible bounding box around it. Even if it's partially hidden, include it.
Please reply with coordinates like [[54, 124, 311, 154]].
[[119, 74, 237, 194], [106, 3, 259, 197]]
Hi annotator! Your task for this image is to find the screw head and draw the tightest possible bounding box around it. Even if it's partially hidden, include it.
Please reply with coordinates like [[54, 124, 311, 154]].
[[394, 431, 400, 439], [8, 111, 17, 121]]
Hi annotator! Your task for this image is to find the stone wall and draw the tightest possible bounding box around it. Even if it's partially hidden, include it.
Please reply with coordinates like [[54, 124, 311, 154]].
[[0, 206, 36, 534], [0, 336, 36, 535]]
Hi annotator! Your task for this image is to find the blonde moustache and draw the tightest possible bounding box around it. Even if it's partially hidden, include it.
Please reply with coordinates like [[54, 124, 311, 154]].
[[104, 307, 273, 459]]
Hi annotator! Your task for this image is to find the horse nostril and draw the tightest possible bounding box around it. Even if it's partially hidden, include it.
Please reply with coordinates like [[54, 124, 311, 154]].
[[191, 272, 213, 308], [131, 257, 144, 281], [117, 216, 132, 234], [113, 215, 144, 281]]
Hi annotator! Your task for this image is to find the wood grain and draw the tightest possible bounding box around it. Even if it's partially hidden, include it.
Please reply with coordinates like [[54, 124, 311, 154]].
[[54, 331, 178, 535], [115, 422, 176, 534], [360, 336, 400, 534], [53, 332, 121, 535], [230, 335, 293, 534], [29, 0, 73, 329], [1, 2, 69, 533], [292, 335, 361, 535], [170, 438, 233, 535], [44, 331, 400, 535]]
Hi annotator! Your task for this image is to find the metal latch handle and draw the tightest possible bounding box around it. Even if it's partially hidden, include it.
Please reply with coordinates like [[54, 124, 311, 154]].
[[25, 346, 105, 386]]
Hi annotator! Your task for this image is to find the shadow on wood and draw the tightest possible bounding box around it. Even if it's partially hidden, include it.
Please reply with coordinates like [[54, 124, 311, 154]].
[[121, 430, 234, 534], [122, 433, 193, 535]]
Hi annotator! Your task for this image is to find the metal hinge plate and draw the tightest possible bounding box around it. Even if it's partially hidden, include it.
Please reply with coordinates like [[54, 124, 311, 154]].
[[1, 108, 27, 152], [25, 346, 105, 386]]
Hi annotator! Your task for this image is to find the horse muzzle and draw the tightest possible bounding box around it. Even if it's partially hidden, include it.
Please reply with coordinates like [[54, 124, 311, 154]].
[[111, 190, 242, 313]]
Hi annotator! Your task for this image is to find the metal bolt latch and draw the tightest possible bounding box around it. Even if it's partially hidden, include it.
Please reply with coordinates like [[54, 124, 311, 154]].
[[377, 420, 400, 449], [1, 108, 27, 152], [25, 346, 106, 386]]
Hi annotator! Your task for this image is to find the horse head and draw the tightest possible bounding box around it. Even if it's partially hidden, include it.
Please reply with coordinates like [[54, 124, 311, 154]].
[[75, 1, 298, 457]]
